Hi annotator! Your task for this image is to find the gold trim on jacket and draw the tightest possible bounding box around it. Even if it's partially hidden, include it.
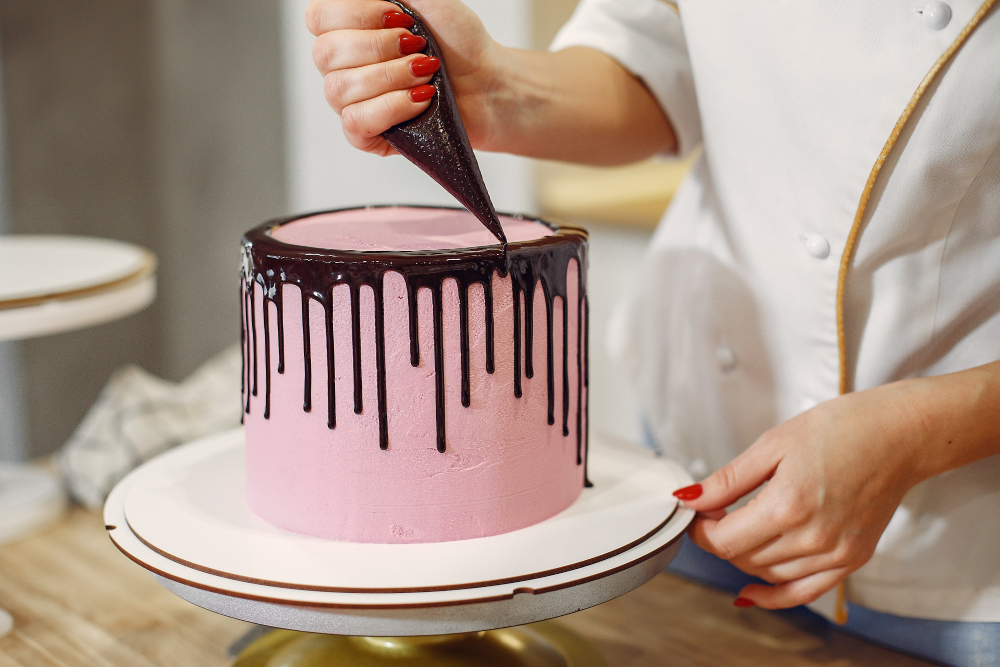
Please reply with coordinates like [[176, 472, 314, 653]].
[[832, 0, 999, 624]]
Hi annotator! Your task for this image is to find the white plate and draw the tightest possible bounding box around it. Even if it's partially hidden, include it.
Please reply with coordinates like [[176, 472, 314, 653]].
[[0, 235, 153, 305], [122, 429, 681, 593], [0, 235, 156, 341], [0, 274, 156, 342]]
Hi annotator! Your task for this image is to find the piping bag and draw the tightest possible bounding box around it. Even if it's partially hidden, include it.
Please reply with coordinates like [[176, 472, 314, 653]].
[[381, 0, 508, 248]]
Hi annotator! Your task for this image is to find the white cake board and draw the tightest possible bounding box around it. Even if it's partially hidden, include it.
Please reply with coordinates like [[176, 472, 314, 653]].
[[0, 235, 157, 553], [104, 429, 694, 637]]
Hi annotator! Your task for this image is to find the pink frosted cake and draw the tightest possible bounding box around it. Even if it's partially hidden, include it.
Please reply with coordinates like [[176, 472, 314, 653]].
[[240, 206, 589, 543]]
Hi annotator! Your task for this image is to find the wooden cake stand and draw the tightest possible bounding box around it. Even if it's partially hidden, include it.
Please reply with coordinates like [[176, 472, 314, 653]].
[[104, 428, 694, 666]]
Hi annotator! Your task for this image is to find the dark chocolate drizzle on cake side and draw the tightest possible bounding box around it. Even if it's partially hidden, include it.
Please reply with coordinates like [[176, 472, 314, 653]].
[[380, 1, 507, 247], [240, 206, 589, 476]]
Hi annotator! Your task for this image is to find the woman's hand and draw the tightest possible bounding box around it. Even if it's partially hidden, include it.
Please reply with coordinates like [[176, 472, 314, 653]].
[[306, 0, 677, 164], [305, 0, 503, 156], [681, 384, 928, 609], [680, 361, 1000, 610]]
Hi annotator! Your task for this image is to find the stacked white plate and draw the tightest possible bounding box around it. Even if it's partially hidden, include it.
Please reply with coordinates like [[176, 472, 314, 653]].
[[0, 235, 156, 342], [0, 234, 156, 546]]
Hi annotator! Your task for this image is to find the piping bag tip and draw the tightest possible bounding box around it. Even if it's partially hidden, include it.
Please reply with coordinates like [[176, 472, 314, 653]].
[[488, 216, 508, 249], [380, 0, 507, 246]]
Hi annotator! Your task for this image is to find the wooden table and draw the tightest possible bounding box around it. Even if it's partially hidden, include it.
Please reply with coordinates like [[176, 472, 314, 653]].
[[0, 508, 934, 667]]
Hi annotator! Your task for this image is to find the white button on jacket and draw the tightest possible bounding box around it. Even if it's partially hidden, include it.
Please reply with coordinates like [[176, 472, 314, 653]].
[[923, 2, 954, 30], [802, 233, 831, 259], [714, 346, 737, 373], [554, 0, 1000, 623]]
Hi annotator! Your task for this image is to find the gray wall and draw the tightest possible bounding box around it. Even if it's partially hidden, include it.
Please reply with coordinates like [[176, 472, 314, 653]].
[[0, 0, 287, 457], [153, 1, 287, 379]]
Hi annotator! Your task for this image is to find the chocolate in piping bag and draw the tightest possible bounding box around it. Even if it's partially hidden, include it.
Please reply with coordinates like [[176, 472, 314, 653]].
[[381, 0, 508, 246]]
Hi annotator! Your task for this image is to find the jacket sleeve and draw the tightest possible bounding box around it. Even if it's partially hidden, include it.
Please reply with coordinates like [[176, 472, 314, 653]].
[[549, 0, 702, 158]]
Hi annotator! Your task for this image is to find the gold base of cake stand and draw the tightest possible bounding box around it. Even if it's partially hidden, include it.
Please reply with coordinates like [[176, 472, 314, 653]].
[[233, 621, 604, 667]]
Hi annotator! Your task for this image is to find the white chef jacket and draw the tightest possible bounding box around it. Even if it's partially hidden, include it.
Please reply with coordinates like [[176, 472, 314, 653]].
[[552, 0, 1000, 623]]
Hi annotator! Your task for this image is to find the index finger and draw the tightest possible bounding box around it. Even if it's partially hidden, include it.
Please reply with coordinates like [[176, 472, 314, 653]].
[[306, 0, 404, 35], [689, 500, 782, 561]]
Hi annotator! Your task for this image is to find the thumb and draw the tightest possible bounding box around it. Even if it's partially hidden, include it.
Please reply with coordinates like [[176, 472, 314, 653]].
[[673, 435, 781, 512]]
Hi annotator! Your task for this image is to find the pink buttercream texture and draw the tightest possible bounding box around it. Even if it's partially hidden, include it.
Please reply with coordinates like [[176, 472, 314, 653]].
[[244, 208, 587, 544]]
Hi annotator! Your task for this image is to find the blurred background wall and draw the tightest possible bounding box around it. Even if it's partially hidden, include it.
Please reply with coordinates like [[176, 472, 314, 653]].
[[1, 0, 686, 459], [0, 0, 286, 457]]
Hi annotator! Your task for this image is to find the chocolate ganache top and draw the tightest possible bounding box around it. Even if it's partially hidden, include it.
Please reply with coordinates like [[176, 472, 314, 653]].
[[380, 0, 507, 246], [241, 206, 590, 481]]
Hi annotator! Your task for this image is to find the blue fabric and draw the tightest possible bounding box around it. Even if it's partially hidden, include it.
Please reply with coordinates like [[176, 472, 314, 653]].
[[667, 535, 1000, 667]]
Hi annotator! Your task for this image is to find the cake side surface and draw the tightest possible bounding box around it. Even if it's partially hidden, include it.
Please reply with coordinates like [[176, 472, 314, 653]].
[[241, 206, 589, 544]]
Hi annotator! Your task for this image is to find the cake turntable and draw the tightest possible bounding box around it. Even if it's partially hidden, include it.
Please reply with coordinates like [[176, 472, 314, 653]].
[[104, 428, 694, 665]]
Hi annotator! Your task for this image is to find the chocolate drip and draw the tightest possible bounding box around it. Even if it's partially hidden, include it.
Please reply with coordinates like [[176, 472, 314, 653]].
[[584, 297, 592, 487], [584, 298, 590, 387], [250, 288, 258, 397], [542, 281, 554, 426], [262, 292, 272, 419], [379, 1, 507, 247], [241, 206, 587, 471], [575, 295, 583, 463], [349, 284, 364, 414], [373, 275, 389, 450], [406, 282, 420, 366], [275, 279, 285, 375], [240, 286, 247, 423], [561, 293, 570, 437], [431, 283, 446, 452], [242, 287, 251, 414], [512, 281, 522, 399], [522, 277, 535, 380], [458, 282, 471, 408], [300, 290, 312, 412], [483, 278, 495, 375], [324, 297, 336, 429]]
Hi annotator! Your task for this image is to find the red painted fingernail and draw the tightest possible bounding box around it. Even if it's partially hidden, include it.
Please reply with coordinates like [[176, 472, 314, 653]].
[[734, 597, 756, 608], [673, 484, 703, 501], [383, 11, 414, 29], [410, 56, 440, 77], [409, 84, 436, 103], [399, 35, 427, 55]]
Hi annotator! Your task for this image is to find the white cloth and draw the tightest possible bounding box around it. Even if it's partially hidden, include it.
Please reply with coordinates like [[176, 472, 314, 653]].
[[553, 0, 1000, 622], [59, 345, 243, 508]]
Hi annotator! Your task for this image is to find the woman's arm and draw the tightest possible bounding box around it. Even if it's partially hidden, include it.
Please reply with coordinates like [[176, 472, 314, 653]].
[[305, 0, 676, 163], [482, 47, 677, 164], [680, 359, 1000, 609]]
